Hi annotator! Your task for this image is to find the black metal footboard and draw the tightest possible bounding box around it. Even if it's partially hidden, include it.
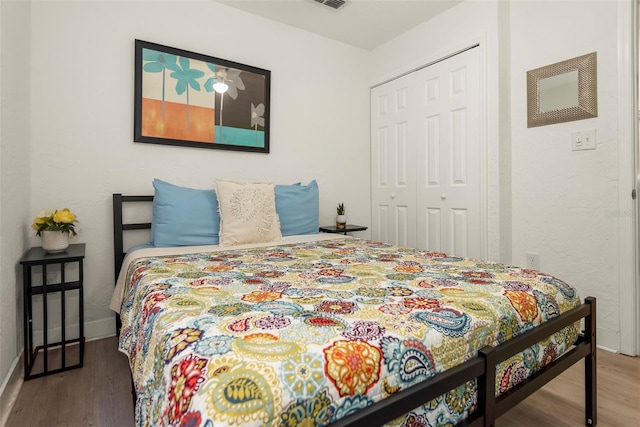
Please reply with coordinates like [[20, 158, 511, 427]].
[[332, 297, 597, 427]]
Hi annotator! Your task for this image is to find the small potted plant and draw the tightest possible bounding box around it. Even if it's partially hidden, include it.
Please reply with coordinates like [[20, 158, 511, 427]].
[[32, 208, 78, 253], [336, 203, 346, 229]]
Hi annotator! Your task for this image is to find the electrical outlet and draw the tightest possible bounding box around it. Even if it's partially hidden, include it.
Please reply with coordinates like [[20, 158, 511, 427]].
[[526, 252, 540, 270]]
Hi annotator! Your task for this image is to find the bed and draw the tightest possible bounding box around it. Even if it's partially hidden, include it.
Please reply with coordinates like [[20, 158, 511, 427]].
[[111, 183, 597, 427]]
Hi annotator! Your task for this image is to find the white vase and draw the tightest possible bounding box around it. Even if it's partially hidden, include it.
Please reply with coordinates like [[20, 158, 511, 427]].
[[42, 230, 70, 253], [336, 214, 347, 229]]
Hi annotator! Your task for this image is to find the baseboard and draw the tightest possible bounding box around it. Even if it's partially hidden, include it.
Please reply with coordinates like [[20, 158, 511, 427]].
[[596, 344, 619, 354], [31, 317, 116, 345], [0, 354, 23, 427], [85, 317, 117, 341], [596, 327, 620, 353]]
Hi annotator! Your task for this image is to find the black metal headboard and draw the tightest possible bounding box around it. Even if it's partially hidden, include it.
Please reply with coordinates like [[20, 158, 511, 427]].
[[113, 194, 154, 333], [112, 194, 154, 280]]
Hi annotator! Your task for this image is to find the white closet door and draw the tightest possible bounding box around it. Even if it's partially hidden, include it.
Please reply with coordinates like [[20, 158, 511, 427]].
[[415, 48, 481, 258], [371, 47, 482, 257], [371, 78, 417, 248]]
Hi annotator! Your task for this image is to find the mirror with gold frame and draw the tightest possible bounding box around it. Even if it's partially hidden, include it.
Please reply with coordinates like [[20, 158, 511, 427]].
[[527, 52, 597, 128]]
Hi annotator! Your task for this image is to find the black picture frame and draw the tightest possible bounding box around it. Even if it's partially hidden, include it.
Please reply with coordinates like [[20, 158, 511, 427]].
[[134, 40, 270, 153]]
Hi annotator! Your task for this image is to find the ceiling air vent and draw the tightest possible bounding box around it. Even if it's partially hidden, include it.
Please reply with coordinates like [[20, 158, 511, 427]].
[[312, 0, 349, 11]]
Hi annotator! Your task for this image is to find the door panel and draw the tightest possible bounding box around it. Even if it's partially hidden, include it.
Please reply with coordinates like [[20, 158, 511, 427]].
[[451, 208, 469, 256], [425, 208, 441, 251], [451, 108, 468, 186], [376, 205, 390, 243], [371, 80, 417, 248], [425, 115, 441, 186]]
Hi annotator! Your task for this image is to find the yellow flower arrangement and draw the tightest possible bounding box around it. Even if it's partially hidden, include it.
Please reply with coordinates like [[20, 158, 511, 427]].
[[32, 208, 78, 236]]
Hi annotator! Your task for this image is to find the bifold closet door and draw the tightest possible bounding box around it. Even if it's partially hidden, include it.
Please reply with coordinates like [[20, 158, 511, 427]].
[[370, 74, 418, 248], [415, 47, 481, 258], [371, 47, 481, 258]]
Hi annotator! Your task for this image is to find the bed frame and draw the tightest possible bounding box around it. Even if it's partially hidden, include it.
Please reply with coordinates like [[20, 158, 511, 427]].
[[113, 193, 597, 427]]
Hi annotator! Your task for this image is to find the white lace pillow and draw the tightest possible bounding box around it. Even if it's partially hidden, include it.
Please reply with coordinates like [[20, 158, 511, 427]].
[[216, 179, 282, 246]]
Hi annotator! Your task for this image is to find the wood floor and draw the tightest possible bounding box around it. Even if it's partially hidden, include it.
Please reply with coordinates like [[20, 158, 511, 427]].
[[5, 337, 640, 426], [7, 337, 133, 427]]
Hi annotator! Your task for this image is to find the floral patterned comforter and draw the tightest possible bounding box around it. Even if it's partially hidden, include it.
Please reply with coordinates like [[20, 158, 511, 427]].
[[117, 237, 580, 427]]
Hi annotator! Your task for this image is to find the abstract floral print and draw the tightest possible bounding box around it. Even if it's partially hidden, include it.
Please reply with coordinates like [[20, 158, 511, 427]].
[[118, 238, 580, 426]]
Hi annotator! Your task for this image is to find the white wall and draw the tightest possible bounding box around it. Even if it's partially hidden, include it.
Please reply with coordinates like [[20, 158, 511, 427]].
[[368, 0, 505, 263], [27, 1, 370, 340], [0, 0, 31, 421], [369, 0, 631, 351], [510, 0, 624, 350]]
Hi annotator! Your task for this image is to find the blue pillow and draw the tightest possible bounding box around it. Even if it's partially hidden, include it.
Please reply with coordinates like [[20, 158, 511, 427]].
[[275, 180, 319, 236], [152, 179, 220, 247]]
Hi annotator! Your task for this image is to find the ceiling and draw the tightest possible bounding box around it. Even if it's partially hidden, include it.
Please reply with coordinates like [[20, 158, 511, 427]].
[[215, 0, 463, 50]]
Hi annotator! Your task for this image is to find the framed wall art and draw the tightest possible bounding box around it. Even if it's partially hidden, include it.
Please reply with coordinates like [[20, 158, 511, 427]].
[[134, 40, 270, 153]]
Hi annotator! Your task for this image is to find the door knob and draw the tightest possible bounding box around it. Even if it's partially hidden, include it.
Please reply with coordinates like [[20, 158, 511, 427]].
[[440, 193, 447, 200], [391, 193, 396, 199]]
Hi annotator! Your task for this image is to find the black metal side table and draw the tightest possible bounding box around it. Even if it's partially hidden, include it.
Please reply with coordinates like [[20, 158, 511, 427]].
[[319, 225, 368, 236], [20, 243, 85, 380]]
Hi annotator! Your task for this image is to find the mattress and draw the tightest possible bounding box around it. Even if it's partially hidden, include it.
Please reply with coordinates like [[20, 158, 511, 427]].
[[113, 234, 580, 426]]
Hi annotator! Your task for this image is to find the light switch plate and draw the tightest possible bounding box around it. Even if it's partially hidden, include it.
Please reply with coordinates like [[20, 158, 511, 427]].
[[571, 129, 596, 151]]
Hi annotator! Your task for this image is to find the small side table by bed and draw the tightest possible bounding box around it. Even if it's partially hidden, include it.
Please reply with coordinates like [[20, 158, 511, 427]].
[[20, 243, 85, 380], [319, 225, 368, 236]]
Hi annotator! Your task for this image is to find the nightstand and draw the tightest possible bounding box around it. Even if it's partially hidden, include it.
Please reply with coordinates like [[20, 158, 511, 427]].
[[20, 243, 85, 380], [319, 225, 368, 236]]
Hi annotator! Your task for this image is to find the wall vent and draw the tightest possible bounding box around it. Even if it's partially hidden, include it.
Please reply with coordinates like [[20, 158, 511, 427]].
[[311, 0, 349, 11]]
